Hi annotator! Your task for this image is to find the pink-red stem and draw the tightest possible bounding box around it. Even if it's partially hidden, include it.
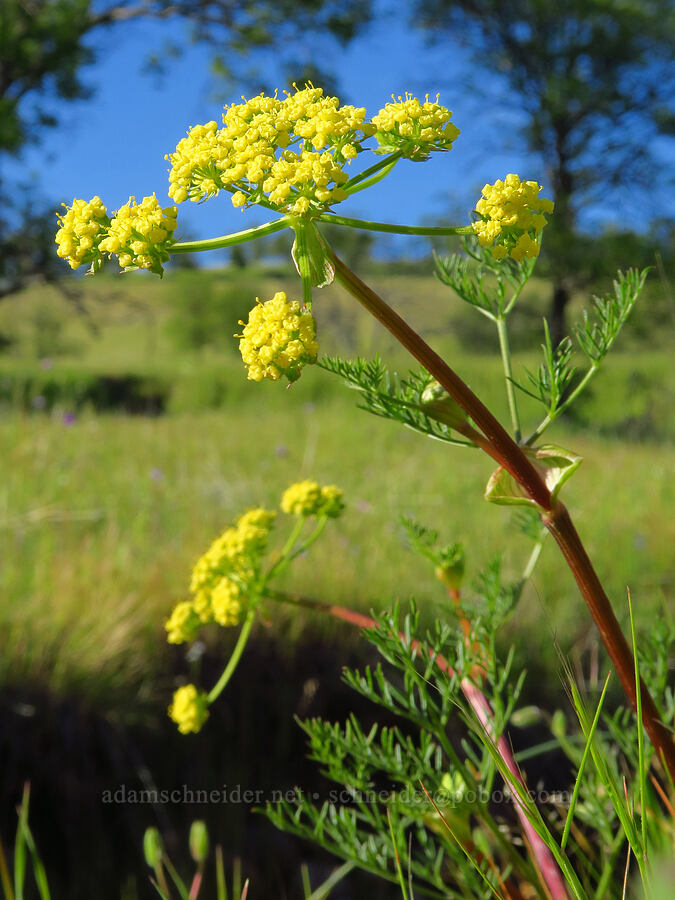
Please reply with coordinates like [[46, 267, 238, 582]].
[[330, 252, 675, 783], [281, 594, 570, 900]]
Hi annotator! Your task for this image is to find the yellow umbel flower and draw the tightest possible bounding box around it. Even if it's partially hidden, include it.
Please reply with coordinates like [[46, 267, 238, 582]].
[[188, 507, 275, 614], [472, 174, 554, 261], [98, 194, 178, 275], [165, 601, 201, 644], [55, 196, 109, 270], [168, 684, 209, 734], [281, 480, 345, 518], [166, 85, 372, 215], [238, 291, 318, 382], [372, 94, 460, 160]]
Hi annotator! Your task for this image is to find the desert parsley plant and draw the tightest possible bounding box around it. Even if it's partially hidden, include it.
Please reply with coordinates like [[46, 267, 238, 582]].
[[55, 84, 674, 898]]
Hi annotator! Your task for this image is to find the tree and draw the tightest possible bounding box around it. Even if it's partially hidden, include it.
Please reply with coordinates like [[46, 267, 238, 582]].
[[413, 0, 675, 343], [0, 0, 371, 296], [0, 0, 370, 154]]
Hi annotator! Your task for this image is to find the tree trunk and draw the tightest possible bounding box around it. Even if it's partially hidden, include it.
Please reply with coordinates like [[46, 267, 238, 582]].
[[549, 280, 571, 347]]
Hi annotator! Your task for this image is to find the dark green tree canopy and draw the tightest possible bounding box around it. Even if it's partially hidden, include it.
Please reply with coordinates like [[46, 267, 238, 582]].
[[0, 0, 372, 155], [414, 0, 675, 339], [415, 0, 674, 220]]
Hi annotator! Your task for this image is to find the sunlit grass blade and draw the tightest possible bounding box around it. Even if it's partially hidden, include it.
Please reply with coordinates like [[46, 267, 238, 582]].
[[566, 677, 647, 885], [0, 836, 13, 900], [561, 673, 611, 851], [386, 809, 410, 900], [628, 591, 647, 862], [419, 781, 503, 900], [215, 846, 227, 900], [459, 715, 585, 900], [305, 861, 355, 900], [162, 855, 191, 900]]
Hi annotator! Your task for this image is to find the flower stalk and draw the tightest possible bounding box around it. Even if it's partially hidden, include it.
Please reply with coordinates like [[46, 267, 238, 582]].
[[268, 588, 571, 900], [330, 249, 675, 782]]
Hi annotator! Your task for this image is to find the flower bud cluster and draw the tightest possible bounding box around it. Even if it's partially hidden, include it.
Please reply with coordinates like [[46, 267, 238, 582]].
[[55, 196, 110, 270], [165, 507, 275, 642], [280, 480, 345, 518], [55, 194, 178, 274], [168, 684, 210, 734], [372, 94, 460, 160], [99, 195, 178, 273], [238, 291, 318, 383], [167, 85, 374, 215], [472, 174, 554, 261]]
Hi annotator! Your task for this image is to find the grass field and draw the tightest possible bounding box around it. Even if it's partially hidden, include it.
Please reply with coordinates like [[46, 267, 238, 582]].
[[1, 263, 673, 708]]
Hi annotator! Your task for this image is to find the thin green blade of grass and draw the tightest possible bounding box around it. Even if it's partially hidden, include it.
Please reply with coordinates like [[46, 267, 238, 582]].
[[418, 781, 503, 900], [460, 713, 586, 900], [306, 861, 355, 900], [149, 878, 171, 900], [215, 846, 227, 900], [566, 678, 647, 884], [16, 818, 50, 900], [561, 672, 612, 851], [386, 809, 410, 900], [627, 589, 648, 872], [161, 856, 191, 900], [0, 837, 14, 900], [13, 786, 30, 900]]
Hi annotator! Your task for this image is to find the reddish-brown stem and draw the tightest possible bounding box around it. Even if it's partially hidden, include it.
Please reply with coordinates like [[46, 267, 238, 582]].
[[331, 253, 552, 510], [544, 502, 675, 780], [271, 591, 570, 900], [330, 251, 675, 783]]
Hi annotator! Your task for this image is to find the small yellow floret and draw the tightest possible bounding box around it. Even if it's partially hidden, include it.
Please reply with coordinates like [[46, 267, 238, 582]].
[[165, 601, 200, 644], [211, 578, 242, 626], [238, 292, 318, 383], [281, 480, 345, 518], [55, 196, 109, 270], [472, 174, 553, 261], [188, 507, 275, 622], [372, 94, 460, 159], [98, 194, 178, 275], [169, 684, 209, 734]]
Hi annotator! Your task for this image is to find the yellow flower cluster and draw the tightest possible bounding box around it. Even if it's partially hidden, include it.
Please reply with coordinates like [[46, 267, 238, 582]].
[[472, 174, 554, 261], [372, 94, 460, 160], [165, 507, 275, 643], [166, 85, 375, 215], [55, 194, 178, 274], [238, 291, 318, 383], [168, 684, 209, 734], [55, 196, 109, 270], [280, 480, 345, 518], [99, 195, 178, 273]]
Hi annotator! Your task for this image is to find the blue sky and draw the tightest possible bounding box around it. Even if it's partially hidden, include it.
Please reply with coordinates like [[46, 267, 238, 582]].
[[6, 4, 670, 262]]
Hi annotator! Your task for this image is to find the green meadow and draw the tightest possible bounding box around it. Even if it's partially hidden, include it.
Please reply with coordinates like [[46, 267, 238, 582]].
[[1, 263, 673, 706]]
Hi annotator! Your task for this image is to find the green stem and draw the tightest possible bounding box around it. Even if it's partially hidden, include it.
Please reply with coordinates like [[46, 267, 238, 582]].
[[341, 152, 403, 193], [223, 183, 279, 213], [266, 517, 327, 581], [318, 213, 473, 238], [521, 537, 544, 585], [291, 222, 314, 306], [495, 316, 522, 442], [525, 363, 599, 445], [503, 274, 530, 316], [207, 609, 256, 704], [170, 217, 291, 255], [514, 530, 547, 601]]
